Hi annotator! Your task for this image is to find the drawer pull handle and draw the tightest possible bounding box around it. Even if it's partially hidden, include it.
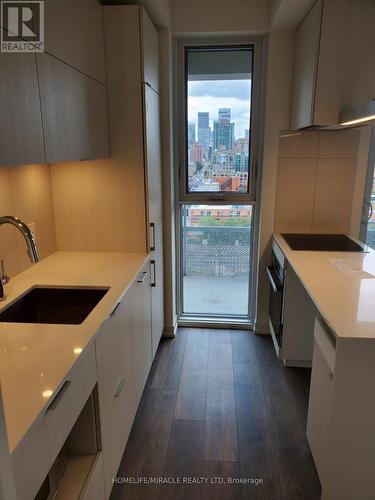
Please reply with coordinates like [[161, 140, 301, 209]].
[[111, 302, 121, 316], [151, 259, 156, 287], [150, 223, 156, 251], [114, 377, 126, 398], [47, 380, 71, 411], [137, 271, 148, 283]]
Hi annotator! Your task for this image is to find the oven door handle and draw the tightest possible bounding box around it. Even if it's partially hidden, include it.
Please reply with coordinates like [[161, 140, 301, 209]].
[[266, 265, 282, 292]]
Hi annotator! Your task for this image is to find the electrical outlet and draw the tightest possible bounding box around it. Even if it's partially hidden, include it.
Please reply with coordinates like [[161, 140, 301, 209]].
[[28, 222, 36, 238]]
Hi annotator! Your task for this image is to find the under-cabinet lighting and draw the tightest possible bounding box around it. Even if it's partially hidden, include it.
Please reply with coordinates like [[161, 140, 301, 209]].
[[280, 132, 302, 138], [42, 390, 53, 398], [73, 347, 82, 354], [340, 114, 375, 126], [339, 100, 375, 127]]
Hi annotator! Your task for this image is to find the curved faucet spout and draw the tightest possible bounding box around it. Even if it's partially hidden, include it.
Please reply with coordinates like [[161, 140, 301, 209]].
[[0, 215, 40, 263]]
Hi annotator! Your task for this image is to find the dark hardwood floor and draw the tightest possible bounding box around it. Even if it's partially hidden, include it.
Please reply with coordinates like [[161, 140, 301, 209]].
[[110, 328, 321, 500]]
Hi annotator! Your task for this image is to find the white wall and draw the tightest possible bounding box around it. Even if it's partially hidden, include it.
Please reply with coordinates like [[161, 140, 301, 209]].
[[274, 129, 360, 234], [160, 26, 178, 336], [255, 29, 295, 333], [171, 0, 270, 34]]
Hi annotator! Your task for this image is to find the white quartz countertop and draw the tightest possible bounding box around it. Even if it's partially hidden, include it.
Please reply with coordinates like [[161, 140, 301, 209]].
[[274, 233, 375, 341], [0, 251, 149, 452]]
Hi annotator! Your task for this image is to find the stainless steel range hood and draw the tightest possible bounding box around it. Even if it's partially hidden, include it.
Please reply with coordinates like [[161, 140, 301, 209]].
[[339, 99, 375, 127]]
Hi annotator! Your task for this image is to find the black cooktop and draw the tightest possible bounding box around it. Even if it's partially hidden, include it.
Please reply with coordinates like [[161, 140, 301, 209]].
[[281, 233, 365, 252]]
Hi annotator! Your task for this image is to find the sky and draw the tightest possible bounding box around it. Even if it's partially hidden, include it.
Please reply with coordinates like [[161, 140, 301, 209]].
[[188, 80, 251, 139]]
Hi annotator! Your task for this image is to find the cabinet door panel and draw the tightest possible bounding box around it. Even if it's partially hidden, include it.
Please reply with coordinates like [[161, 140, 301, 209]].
[[130, 265, 152, 403], [291, 1, 322, 130], [37, 53, 109, 163], [151, 252, 164, 358], [96, 290, 136, 498], [140, 8, 159, 92], [45, 0, 106, 84], [143, 85, 164, 355], [307, 332, 334, 483], [144, 85, 163, 238], [95, 292, 132, 420], [0, 47, 45, 165]]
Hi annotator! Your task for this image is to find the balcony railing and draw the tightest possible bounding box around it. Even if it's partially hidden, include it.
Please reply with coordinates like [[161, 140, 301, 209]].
[[367, 223, 375, 250], [182, 226, 251, 279]]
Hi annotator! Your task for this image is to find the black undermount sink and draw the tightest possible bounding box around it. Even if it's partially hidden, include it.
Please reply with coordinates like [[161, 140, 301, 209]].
[[0, 287, 109, 325]]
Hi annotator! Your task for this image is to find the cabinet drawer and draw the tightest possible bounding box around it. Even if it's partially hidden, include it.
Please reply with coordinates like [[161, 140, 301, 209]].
[[12, 343, 97, 500], [101, 370, 136, 498], [95, 290, 132, 420]]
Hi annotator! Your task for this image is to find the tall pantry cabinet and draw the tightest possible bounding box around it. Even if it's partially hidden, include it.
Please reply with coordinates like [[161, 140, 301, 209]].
[[104, 5, 164, 358]]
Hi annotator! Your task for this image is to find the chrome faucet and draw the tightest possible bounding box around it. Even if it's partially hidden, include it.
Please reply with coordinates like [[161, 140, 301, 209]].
[[0, 216, 40, 300]]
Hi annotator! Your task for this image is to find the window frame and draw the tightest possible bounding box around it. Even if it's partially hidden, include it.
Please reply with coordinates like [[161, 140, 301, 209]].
[[175, 36, 263, 204]]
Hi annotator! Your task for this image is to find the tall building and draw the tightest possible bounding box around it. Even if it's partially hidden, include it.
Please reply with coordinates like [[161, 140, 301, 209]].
[[190, 142, 203, 163], [218, 108, 231, 122], [188, 122, 196, 146], [198, 112, 210, 148], [213, 120, 235, 151]]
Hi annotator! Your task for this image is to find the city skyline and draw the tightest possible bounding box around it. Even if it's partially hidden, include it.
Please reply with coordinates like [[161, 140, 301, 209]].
[[188, 79, 251, 139]]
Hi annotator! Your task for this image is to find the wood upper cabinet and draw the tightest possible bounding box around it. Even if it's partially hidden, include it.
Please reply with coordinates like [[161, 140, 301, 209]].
[[140, 8, 159, 93], [44, 0, 106, 84], [0, 48, 45, 166], [37, 53, 109, 163]]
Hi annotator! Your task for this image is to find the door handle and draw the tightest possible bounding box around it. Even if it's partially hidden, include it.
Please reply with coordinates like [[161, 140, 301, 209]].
[[151, 259, 156, 287], [150, 223, 155, 251], [266, 266, 282, 292], [137, 271, 148, 283], [364, 200, 373, 221]]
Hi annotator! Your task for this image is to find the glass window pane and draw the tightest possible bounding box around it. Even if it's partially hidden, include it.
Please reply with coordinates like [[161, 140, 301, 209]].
[[181, 204, 252, 317], [186, 47, 253, 194]]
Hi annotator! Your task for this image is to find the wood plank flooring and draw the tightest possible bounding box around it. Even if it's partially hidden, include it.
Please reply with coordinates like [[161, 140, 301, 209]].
[[110, 328, 321, 500]]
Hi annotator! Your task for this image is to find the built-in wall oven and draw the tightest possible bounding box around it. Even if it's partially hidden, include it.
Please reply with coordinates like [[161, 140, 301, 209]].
[[266, 242, 285, 354]]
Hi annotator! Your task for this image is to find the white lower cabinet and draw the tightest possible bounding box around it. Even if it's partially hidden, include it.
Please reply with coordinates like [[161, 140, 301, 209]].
[[10, 263, 153, 499], [307, 319, 335, 483], [282, 264, 317, 366], [95, 262, 152, 498]]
